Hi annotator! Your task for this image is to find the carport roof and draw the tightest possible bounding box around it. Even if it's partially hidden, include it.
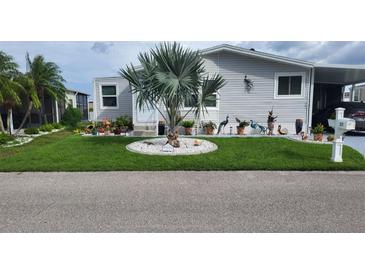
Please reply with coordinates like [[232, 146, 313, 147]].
[[314, 64, 365, 85]]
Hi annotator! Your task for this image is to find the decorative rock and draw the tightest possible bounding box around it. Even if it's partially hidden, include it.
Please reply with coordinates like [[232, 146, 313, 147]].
[[126, 138, 217, 156]]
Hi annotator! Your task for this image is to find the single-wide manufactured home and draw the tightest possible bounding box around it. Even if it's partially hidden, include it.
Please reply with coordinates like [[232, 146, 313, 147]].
[[93, 44, 365, 135]]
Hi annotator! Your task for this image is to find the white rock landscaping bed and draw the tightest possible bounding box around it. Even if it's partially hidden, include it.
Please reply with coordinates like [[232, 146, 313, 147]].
[[1, 128, 64, 148], [126, 137, 217, 156]]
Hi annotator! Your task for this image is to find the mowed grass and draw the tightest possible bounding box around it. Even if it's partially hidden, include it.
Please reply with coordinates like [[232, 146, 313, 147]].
[[0, 130, 364, 171]]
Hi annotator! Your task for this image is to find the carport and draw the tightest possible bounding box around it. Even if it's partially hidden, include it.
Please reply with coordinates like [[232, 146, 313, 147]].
[[310, 64, 365, 127]]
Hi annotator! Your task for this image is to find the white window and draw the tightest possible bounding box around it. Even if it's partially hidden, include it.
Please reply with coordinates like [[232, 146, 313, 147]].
[[101, 85, 118, 108], [274, 72, 305, 99]]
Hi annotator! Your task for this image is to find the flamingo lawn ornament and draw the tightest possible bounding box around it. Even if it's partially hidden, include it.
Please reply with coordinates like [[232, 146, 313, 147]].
[[250, 120, 267, 134], [217, 115, 229, 135]]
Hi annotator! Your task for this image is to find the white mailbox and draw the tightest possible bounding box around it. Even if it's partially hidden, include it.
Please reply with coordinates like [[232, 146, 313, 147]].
[[331, 108, 356, 162]]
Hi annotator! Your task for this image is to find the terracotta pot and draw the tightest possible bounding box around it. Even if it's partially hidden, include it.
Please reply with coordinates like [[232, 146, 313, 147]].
[[237, 126, 245, 135], [205, 127, 214, 135], [184, 127, 193, 135], [314, 133, 323, 141]]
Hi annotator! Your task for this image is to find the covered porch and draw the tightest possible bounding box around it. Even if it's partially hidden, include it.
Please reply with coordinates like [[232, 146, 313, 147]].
[[311, 64, 365, 130]]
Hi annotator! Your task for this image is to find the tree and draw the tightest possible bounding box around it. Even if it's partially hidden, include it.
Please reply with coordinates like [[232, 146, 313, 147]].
[[120, 42, 225, 147], [0, 51, 22, 134], [23, 53, 66, 126]]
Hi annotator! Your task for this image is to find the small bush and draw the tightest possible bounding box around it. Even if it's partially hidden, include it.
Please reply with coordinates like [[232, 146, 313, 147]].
[[39, 124, 53, 132], [50, 123, 62, 129], [76, 121, 92, 131], [202, 121, 217, 129], [24, 127, 39, 135], [312, 123, 325, 134], [182, 120, 195, 128], [238, 120, 250, 128], [61, 106, 82, 128], [116, 115, 133, 130], [0, 133, 15, 145]]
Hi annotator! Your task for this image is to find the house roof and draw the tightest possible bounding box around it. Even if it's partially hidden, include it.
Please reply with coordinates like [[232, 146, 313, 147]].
[[313, 64, 365, 85], [201, 44, 315, 68], [66, 89, 89, 96]]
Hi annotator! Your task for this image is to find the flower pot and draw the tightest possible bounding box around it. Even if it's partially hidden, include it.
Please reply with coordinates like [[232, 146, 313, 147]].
[[184, 127, 193, 135], [205, 127, 214, 135], [295, 119, 303, 134], [236, 126, 245, 135], [314, 133, 323, 141]]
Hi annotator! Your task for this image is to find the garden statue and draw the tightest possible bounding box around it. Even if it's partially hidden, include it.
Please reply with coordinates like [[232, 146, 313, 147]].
[[267, 109, 277, 135], [217, 115, 229, 135], [300, 131, 308, 141], [250, 120, 267, 134], [244, 75, 254, 92], [277, 125, 288, 135], [295, 119, 303, 134]]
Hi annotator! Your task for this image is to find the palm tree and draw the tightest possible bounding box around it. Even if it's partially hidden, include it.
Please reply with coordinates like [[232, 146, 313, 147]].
[[120, 42, 225, 147], [22, 53, 66, 126], [0, 51, 22, 134]]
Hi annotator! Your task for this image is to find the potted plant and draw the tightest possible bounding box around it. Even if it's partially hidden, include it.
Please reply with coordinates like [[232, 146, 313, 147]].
[[98, 127, 105, 135], [182, 120, 195, 135], [312, 123, 325, 141], [236, 120, 250, 135], [202, 121, 217, 135]]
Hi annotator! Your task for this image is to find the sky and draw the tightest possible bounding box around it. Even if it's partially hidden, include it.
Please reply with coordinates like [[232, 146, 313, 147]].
[[1, 41, 365, 99]]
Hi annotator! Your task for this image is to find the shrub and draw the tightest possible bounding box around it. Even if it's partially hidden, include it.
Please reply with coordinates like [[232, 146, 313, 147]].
[[0, 133, 15, 145], [202, 121, 217, 129], [238, 120, 250, 128], [116, 115, 133, 130], [182, 120, 195, 128], [312, 123, 325, 134], [39, 124, 53, 132], [76, 121, 92, 131], [61, 106, 82, 128], [50, 123, 62, 129], [24, 127, 40, 135]]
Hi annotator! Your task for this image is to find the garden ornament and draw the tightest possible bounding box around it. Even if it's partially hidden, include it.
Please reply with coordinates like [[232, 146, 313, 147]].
[[217, 115, 229, 134], [267, 108, 277, 135], [250, 120, 267, 134]]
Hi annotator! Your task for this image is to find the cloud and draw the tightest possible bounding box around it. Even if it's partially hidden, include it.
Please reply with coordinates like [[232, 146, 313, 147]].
[[1, 41, 365, 98], [91, 42, 114, 54]]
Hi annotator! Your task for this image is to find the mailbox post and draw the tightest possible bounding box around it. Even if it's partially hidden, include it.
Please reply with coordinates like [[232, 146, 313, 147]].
[[331, 108, 356, 162]]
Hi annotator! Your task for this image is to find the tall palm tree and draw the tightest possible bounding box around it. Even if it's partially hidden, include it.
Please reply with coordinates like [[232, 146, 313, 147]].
[[120, 42, 225, 147], [0, 51, 22, 134], [23, 53, 66, 126]]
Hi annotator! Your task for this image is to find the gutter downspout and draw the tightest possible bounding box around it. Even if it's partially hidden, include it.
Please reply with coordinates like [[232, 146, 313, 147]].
[[307, 67, 315, 134]]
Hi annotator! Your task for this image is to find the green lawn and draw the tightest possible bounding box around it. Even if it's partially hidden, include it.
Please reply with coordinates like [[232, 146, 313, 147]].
[[0, 130, 364, 171]]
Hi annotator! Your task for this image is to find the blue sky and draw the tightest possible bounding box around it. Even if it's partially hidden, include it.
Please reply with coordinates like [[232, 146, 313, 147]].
[[1, 41, 365, 98]]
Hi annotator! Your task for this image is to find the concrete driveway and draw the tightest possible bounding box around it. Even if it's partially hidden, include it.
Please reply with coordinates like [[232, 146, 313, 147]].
[[0, 171, 364, 232], [344, 136, 365, 157]]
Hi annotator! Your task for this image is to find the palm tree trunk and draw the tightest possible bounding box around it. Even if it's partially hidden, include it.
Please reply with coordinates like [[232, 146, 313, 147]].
[[14, 101, 33, 136], [0, 114, 5, 133], [7, 108, 13, 135]]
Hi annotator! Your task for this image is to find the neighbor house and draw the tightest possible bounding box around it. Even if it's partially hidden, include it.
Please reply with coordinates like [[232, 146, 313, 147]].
[[93, 44, 365, 135], [0, 89, 89, 130]]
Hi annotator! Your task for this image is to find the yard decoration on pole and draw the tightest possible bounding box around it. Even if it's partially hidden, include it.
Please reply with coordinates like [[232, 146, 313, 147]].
[[120, 42, 225, 147]]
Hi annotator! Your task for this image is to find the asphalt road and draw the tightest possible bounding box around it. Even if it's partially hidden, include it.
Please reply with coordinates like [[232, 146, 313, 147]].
[[0, 171, 364, 232]]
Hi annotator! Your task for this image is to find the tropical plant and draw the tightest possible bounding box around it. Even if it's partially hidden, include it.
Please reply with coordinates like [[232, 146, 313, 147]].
[[18, 53, 66, 129], [50, 122, 62, 129], [312, 123, 325, 134], [238, 120, 250, 128], [182, 120, 195, 128], [0, 51, 23, 134], [202, 121, 217, 129], [116, 115, 133, 130], [39, 124, 53, 132], [61, 106, 82, 128], [120, 42, 225, 147], [24, 127, 40, 135]]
